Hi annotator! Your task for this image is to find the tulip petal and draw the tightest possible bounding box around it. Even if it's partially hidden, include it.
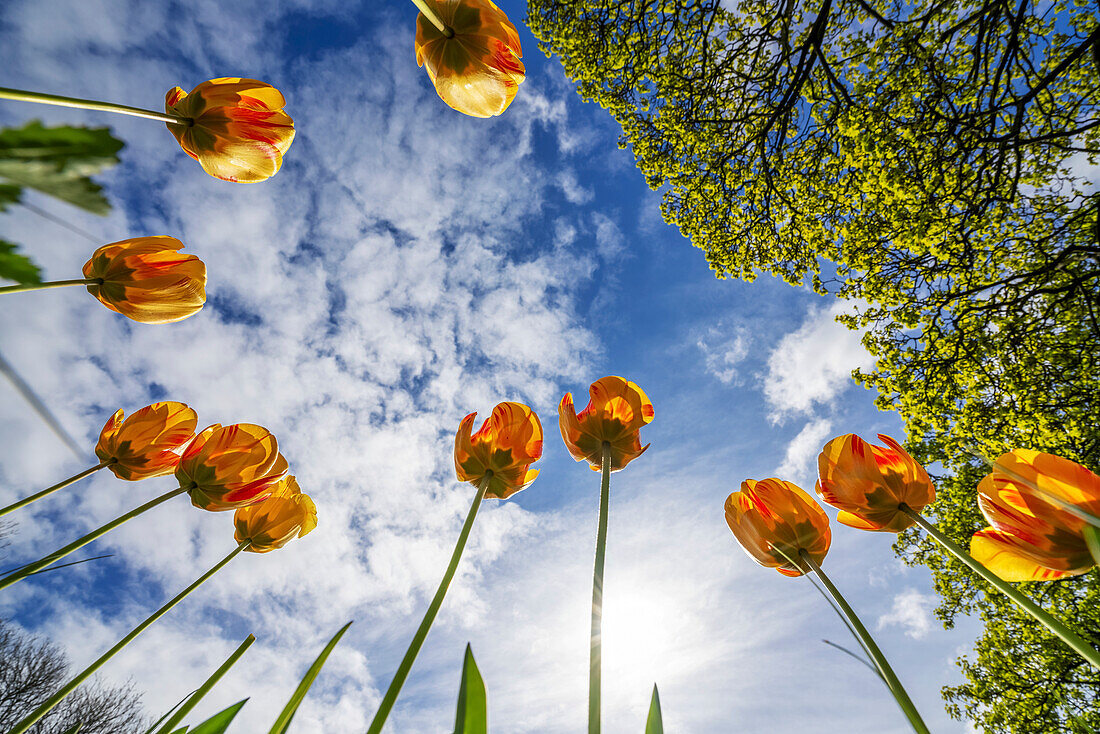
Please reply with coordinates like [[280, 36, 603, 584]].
[[970, 528, 1082, 582]]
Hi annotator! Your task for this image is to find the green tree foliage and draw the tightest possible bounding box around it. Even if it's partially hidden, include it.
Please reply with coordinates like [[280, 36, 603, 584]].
[[0, 120, 123, 284], [528, 0, 1099, 730]]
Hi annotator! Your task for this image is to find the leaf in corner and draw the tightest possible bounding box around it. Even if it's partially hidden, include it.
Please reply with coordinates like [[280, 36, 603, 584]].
[[0, 182, 21, 211], [0, 239, 42, 284], [0, 121, 123, 215]]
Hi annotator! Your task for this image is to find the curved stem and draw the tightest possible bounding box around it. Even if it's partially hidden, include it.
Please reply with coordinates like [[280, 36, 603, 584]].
[[7, 541, 249, 734], [409, 0, 455, 37], [901, 504, 1100, 670], [770, 544, 882, 678], [588, 442, 612, 734], [0, 278, 101, 295], [0, 87, 189, 125], [366, 474, 489, 734], [799, 549, 931, 734], [0, 486, 187, 592], [0, 460, 111, 518]]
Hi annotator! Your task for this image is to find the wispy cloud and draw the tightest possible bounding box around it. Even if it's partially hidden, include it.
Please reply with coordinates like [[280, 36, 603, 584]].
[[774, 417, 834, 487], [763, 300, 874, 422], [695, 324, 750, 385], [878, 588, 938, 639]]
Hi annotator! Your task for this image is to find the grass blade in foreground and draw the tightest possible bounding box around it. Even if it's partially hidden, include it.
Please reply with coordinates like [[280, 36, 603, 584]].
[[268, 621, 353, 734], [646, 684, 664, 734], [454, 643, 488, 734], [155, 634, 257, 734], [901, 505, 1100, 670], [188, 699, 249, 734]]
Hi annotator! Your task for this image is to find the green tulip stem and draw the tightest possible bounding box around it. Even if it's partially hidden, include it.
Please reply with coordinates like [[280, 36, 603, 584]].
[[798, 549, 930, 734], [366, 473, 490, 734], [1085, 526, 1100, 568], [0, 486, 188, 592], [408, 0, 455, 37], [0, 278, 102, 295], [7, 541, 250, 734], [588, 442, 612, 734], [901, 504, 1100, 670], [0, 459, 113, 518], [0, 87, 190, 125]]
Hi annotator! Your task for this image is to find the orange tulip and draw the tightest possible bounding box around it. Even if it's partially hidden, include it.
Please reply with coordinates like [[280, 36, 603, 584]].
[[82, 236, 206, 324], [165, 78, 295, 183], [970, 450, 1100, 582], [234, 476, 317, 553], [725, 478, 831, 577], [414, 0, 526, 118], [816, 433, 935, 532], [94, 402, 198, 480], [454, 401, 542, 499], [559, 376, 654, 472], [176, 423, 289, 511]]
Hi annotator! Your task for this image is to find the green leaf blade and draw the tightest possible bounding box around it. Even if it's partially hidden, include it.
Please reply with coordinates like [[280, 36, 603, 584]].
[[187, 699, 248, 734], [645, 684, 664, 734], [453, 643, 487, 734], [267, 621, 352, 734], [0, 239, 42, 284], [0, 121, 123, 214]]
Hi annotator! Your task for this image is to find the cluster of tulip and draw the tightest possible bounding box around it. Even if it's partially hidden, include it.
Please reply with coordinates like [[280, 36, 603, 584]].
[[0, 0, 536, 730], [0, 0, 525, 321], [726, 434, 1100, 732], [0, 402, 316, 733]]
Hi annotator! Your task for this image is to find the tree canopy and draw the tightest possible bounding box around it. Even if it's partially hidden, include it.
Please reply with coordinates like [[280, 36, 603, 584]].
[[528, 0, 1100, 730]]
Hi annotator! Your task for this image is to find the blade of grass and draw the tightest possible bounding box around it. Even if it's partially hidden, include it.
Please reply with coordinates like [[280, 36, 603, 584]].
[[267, 621, 352, 734], [1, 554, 113, 577], [454, 643, 487, 734], [188, 699, 248, 734], [822, 639, 880, 676], [154, 635, 256, 734], [144, 690, 198, 734], [645, 685, 663, 734], [60, 724, 81, 734], [799, 549, 930, 734]]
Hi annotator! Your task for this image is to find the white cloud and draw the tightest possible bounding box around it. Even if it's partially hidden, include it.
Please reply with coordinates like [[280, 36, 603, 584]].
[[773, 417, 834, 487], [556, 169, 594, 204], [763, 300, 875, 421], [591, 211, 624, 260], [695, 325, 750, 385], [877, 588, 938, 639]]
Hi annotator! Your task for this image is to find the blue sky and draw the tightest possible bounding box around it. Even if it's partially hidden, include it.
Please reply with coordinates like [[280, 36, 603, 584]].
[[0, 1, 982, 731]]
